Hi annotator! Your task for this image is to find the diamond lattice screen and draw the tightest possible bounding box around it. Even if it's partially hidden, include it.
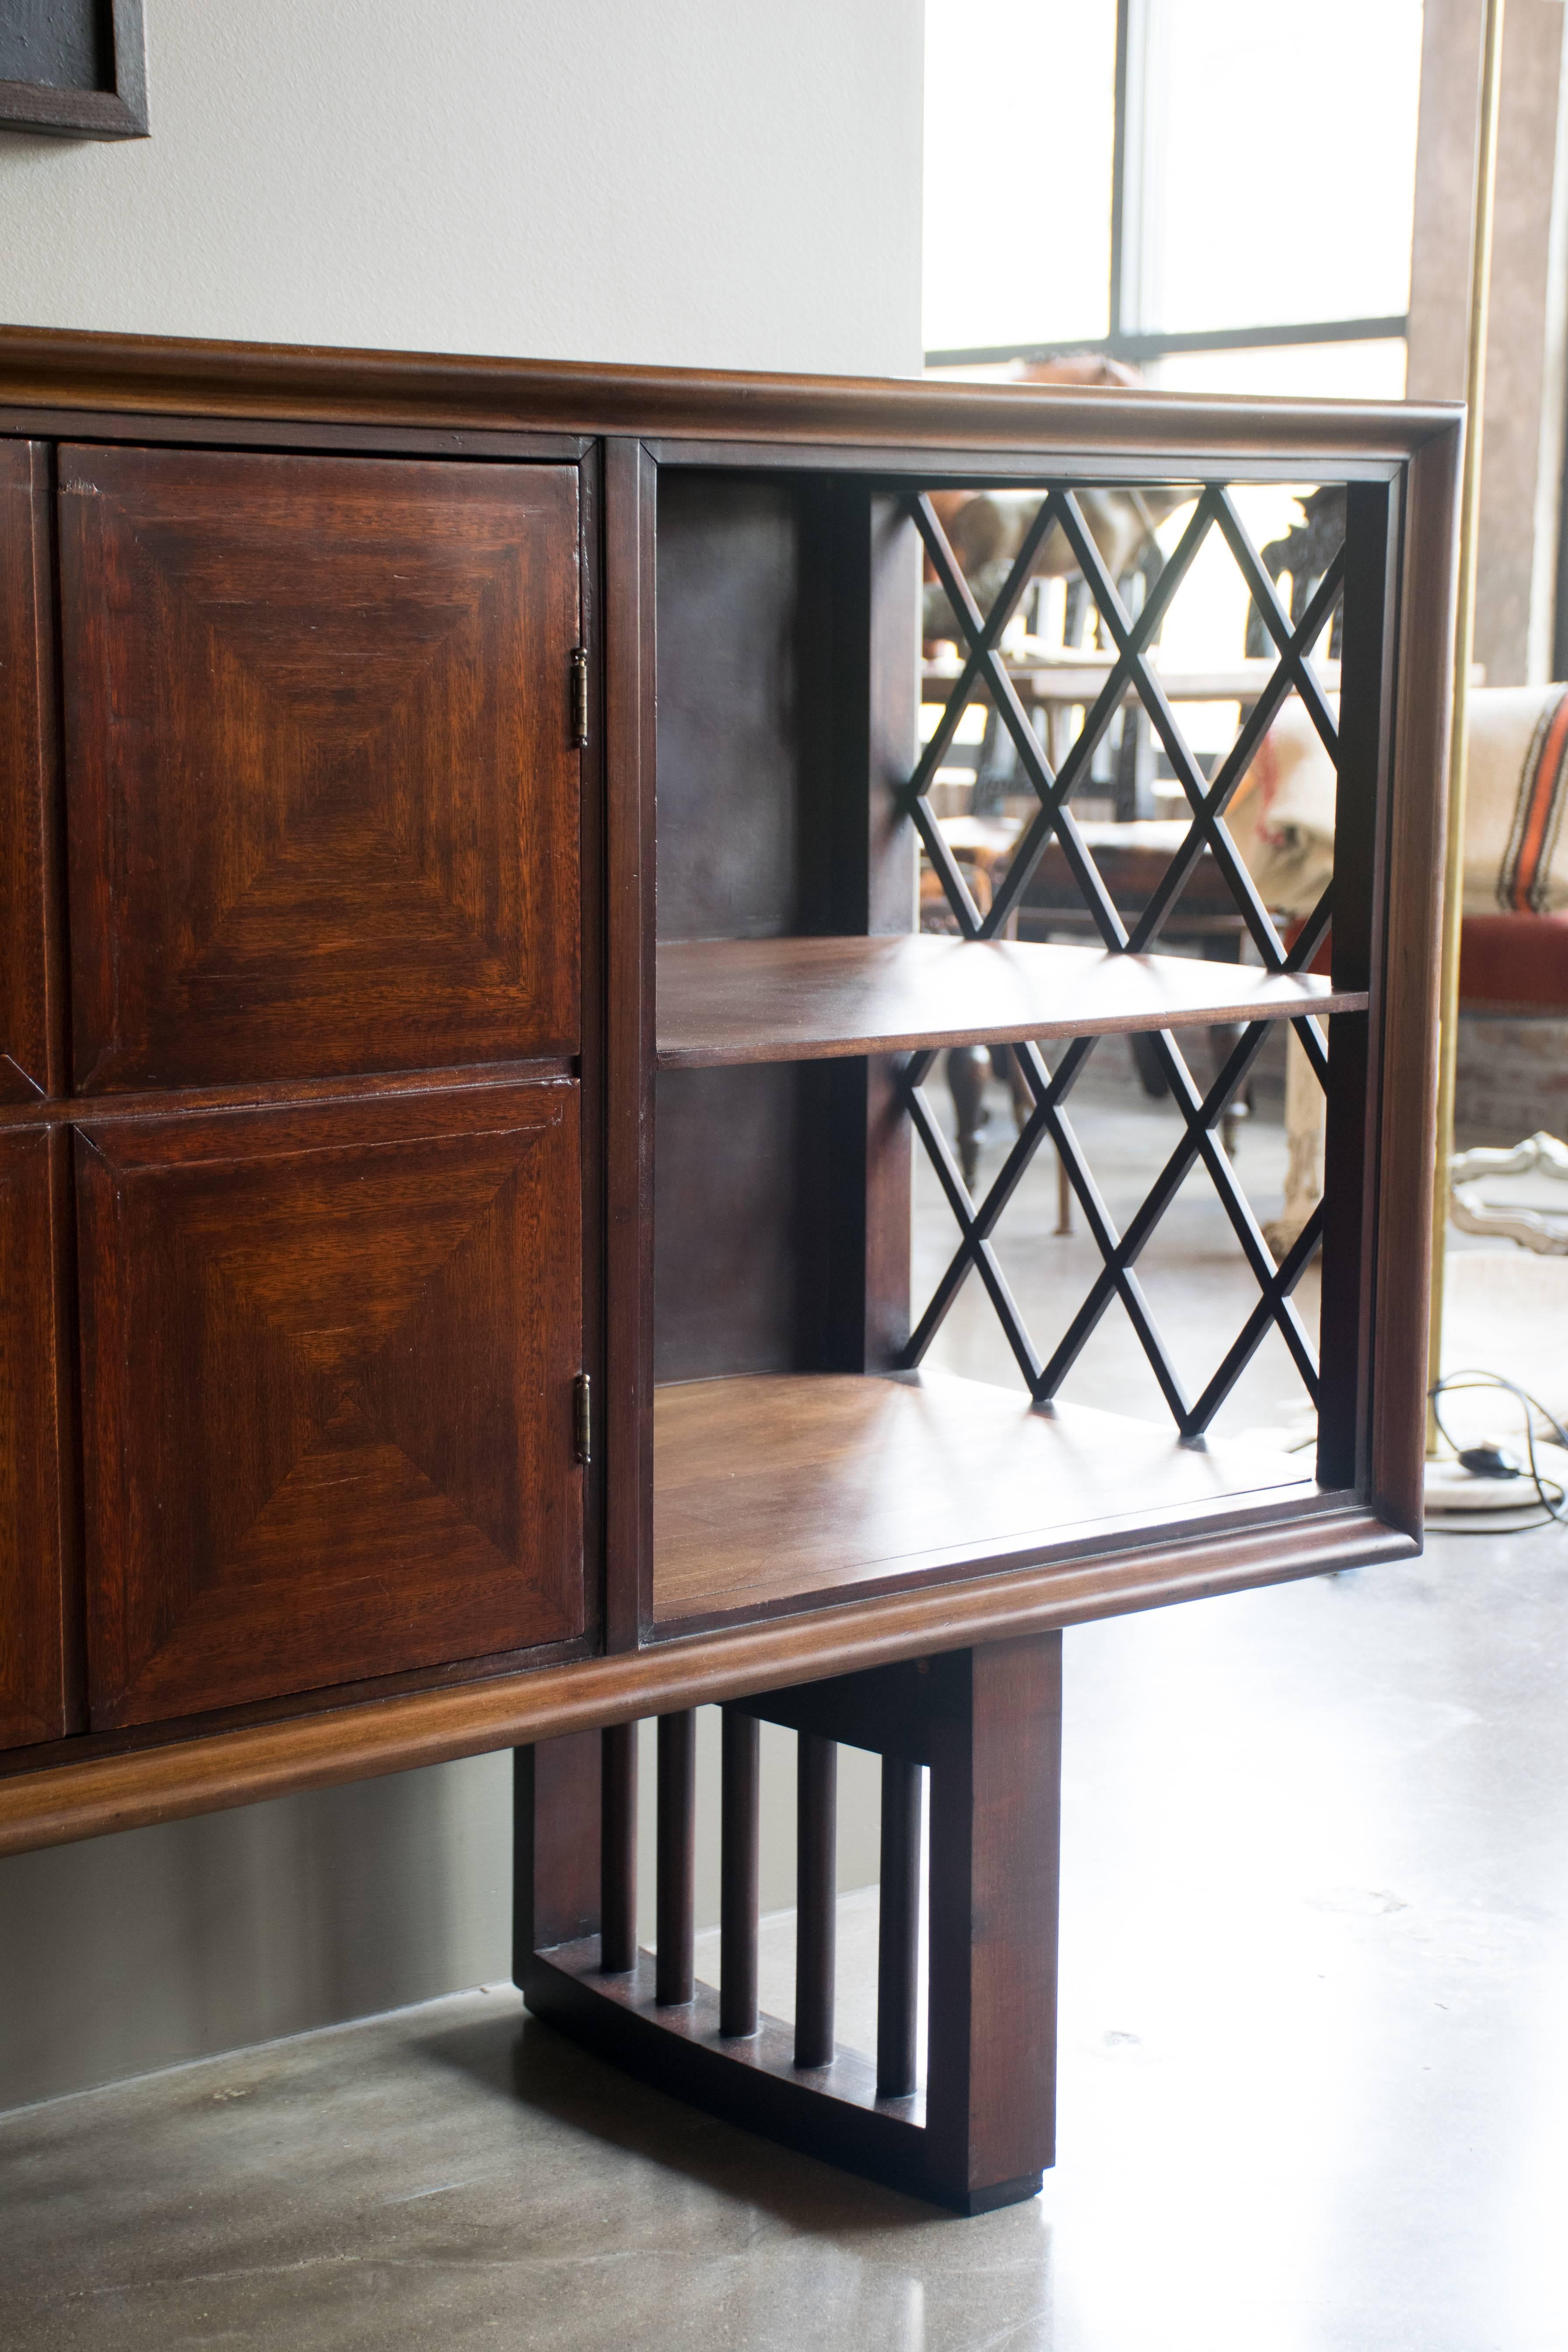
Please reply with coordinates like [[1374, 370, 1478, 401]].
[[900, 482, 1346, 1438]]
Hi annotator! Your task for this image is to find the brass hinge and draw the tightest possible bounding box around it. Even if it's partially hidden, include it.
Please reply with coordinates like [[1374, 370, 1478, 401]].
[[571, 646, 589, 748], [574, 1371, 592, 1464]]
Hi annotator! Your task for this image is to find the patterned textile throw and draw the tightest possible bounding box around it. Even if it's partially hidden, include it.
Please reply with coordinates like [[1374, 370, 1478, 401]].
[[1229, 700, 1337, 919], [1228, 683, 1568, 920], [1480, 683, 1568, 915]]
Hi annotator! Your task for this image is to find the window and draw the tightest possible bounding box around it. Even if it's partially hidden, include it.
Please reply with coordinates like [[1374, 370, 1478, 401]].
[[924, 0, 1424, 397]]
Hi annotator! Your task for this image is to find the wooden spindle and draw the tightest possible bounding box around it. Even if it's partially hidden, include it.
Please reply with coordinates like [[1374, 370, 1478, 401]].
[[795, 1730, 837, 2069], [719, 1707, 760, 2036], [599, 1721, 638, 1973], [877, 1754, 923, 2096], [656, 1710, 696, 2004]]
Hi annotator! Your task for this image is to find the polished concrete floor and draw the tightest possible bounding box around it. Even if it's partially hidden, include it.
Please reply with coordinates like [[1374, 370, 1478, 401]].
[[5, 1508, 1567, 2352]]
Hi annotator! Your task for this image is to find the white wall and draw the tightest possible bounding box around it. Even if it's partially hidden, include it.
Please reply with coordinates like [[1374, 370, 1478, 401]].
[[0, 0, 923, 2113], [0, 0, 923, 375], [0, 1724, 887, 2111]]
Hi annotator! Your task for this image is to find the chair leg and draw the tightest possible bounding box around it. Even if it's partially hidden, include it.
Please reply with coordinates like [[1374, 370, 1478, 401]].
[[947, 1045, 990, 1190]]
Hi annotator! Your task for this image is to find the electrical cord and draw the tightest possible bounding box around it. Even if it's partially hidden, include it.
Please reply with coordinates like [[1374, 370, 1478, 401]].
[[1428, 1368, 1568, 1531]]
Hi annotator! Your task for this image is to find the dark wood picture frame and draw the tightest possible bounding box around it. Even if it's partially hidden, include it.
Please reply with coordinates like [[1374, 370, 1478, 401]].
[[0, 0, 147, 140]]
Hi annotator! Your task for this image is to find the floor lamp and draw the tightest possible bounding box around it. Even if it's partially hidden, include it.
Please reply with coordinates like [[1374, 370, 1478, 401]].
[[1425, 0, 1507, 1485]]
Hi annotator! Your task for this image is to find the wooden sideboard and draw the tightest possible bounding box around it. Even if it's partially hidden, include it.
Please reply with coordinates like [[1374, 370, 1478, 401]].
[[0, 328, 1459, 2208]]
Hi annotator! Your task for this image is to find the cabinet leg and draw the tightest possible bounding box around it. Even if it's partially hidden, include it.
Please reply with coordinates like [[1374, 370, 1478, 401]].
[[924, 1632, 1061, 2208], [513, 1731, 602, 1957], [515, 1637, 1062, 2216], [946, 1045, 990, 1191]]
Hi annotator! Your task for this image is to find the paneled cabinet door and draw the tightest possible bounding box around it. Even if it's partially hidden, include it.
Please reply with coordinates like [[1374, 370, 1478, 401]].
[[0, 1129, 72, 1748], [76, 1085, 584, 1729], [60, 446, 581, 1092], [0, 439, 56, 1103]]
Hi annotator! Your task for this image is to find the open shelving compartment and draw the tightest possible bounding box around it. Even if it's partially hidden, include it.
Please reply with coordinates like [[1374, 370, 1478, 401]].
[[647, 456, 1387, 1641]]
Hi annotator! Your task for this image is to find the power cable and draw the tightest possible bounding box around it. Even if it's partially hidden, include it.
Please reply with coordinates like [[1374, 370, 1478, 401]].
[[1428, 1368, 1568, 1531]]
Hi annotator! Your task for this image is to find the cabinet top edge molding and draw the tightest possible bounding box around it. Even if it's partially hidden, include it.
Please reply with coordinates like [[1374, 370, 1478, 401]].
[[0, 326, 1461, 462]]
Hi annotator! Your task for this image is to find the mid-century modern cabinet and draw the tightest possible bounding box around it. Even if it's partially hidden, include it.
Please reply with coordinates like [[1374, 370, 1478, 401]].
[[0, 330, 1458, 2210]]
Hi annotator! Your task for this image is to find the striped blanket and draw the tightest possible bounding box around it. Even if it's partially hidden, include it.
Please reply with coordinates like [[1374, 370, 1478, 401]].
[[1228, 683, 1568, 920], [1484, 684, 1568, 914]]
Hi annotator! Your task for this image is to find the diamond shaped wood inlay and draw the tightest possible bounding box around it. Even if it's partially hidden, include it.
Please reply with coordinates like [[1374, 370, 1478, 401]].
[[76, 1085, 584, 1728], [60, 446, 581, 1091]]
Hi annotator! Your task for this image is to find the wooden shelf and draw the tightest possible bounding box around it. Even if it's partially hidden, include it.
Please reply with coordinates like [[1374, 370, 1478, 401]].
[[656, 935, 1362, 1069], [653, 1371, 1315, 1628]]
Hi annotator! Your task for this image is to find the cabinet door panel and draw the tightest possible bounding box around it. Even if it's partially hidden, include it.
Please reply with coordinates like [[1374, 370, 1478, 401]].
[[0, 1129, 72, 1747], [77, 1086, 584, 1728], [1, 441, 55, 1102], [60, 447, 580, 1092]]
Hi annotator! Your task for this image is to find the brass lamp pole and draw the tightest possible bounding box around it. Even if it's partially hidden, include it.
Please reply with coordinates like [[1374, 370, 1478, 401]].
[[1426, 0, 1508, 1453]]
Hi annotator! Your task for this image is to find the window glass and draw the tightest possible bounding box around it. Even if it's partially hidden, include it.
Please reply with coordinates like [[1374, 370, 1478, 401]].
[[1133, 0, 1424, 335], [923, 0, 1118, 355], [1148, 339, 1410, 400]]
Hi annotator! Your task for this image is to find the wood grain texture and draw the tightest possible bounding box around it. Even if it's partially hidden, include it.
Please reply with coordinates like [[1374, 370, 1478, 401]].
[[0, 440, 59, 1102], [524, 1639, 1055, 2213], [817, 488, 919, 1374], [656, 935, 1361, 1067], [76, 1084, 584, 1728], [514, 1732, 602, 1955], [0, 1502, 1414, 1858], [656, 1709, 697, 2005], [601, 439, 658, 1650], [0, 413, 584, 463], [794, 1731, 838, 2069], [0, 1057, 575, 1138], [719, 1705, 761, 2038], [925, 1636, 1060, 2195], [877, 1753, 923, 2097], [518, 1939, 933, 2191], [0, 1128, 74, 1748], [600, 1720, 638, 1973], [59, 445, 580, 1091], [0, 333, 1453, 1880], [653, 1370, 1312, 1625], [1372, 423, 1463, 1535], [1318, 480, 1400, 1495], [572, 444, 607, 1655], [0, 326, 1460, 466]]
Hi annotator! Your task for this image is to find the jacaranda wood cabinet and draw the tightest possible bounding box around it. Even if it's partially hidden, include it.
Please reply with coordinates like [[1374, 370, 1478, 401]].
[[0, 328, 1459, 2212]]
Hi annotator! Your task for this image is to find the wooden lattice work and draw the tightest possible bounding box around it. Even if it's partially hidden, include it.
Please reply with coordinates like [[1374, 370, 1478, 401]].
[[899, 481, 1348, 1438]]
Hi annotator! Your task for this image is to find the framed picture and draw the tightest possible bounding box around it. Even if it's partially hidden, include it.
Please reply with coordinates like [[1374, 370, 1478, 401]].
[[0, 0, 147, 140]]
